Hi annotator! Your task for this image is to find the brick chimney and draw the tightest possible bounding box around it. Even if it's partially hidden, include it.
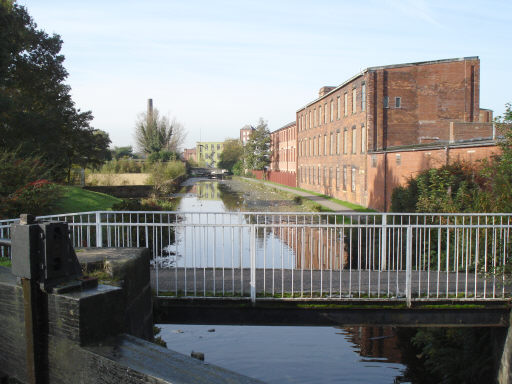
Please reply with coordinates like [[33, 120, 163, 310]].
[[147, 99, 153, 123]]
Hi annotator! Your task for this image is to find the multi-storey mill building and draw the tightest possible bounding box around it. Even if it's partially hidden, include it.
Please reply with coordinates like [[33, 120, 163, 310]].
[[296, 57, 495, 211]]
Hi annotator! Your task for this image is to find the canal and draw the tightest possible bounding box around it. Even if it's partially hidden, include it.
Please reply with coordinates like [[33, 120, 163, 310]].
[[157, 177, 503, 383]]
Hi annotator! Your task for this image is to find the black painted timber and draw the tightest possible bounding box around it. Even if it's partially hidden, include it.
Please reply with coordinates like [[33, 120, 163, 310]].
[[154, 297, 511, 327]]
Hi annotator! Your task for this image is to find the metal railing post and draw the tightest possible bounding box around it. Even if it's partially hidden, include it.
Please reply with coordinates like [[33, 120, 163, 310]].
[[250, 224, 256, 303], [381, 213, 387, 270], [406, 225, 413, 308], [95, 211, 103, 247]]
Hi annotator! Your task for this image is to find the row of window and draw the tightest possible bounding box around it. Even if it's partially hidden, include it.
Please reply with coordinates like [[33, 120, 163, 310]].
[[299, 124, 366, 158], [299, 165, 357, 192], [199, 143, 223, 151], [298, 83, 366, 131]]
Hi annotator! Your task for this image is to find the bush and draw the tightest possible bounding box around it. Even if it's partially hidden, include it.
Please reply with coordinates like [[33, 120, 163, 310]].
[[0, 179, 62, 219], [0, 151, 62, 219], [232, 160, 244, 176], [148, 161, 186, 194], [148, 150, 177, 164]]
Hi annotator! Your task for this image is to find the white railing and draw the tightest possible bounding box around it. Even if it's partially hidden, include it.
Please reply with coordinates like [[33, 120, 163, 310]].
[[1, 211, 511, 304]]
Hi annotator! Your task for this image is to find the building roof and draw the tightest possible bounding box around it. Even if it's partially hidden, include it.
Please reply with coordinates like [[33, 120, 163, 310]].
[[271, 121, 296, 134], [297, 56, 479, 112]]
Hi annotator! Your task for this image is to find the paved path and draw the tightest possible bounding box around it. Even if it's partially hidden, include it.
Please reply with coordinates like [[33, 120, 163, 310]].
[[241, 177, 355, 213]]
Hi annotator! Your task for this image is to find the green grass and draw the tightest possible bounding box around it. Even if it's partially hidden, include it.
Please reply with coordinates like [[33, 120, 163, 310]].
[[52, 186, 121, 214], [0, 257, 11, 267]]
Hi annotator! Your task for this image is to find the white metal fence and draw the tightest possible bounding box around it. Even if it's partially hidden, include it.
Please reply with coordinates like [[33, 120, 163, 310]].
[[1, 211, 511, 304]]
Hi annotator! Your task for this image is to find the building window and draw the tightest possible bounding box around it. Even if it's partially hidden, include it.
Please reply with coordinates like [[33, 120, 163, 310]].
[[324, 167, 327, 187], [302, 115, 305, 131], [383, 96, 389, 108], [351, 167, 356, 191], [395, 97, 401, 108], [336, 167, 340, 189], [337, 96, 341, 119], [324, 103, 328, 124], [344, 93, 348, 116], [330, 132, 334, 155], [318, 135, 321, 156], [352, 89, 357, 114], [319, 107, 322, 126], [361, 83, 366, 111], [309, 111, 312, 128], [361, 124, 366, 153], [396, 153, 401, 165], [330, 100, 334, 122], [371, 154, 377, 168], [336, 130, 340, 154], [329, 167, 332, 187], [313, 137, 316, 156], [314, 108, 317, 127], [324, 134, 327, 156], [343, 129, 348, 154], [352, 126, 357, 154], [343, 166, 347, 190], [318, 166, 321, 185], [313, 166, 316, 185]]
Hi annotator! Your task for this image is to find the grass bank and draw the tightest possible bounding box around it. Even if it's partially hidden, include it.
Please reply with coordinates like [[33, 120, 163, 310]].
[[52, 186, 122, 214], [242, 177, 376, 213]]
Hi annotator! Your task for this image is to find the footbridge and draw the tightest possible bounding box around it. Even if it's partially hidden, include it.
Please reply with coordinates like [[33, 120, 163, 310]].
[[1, 211, 511, 326]]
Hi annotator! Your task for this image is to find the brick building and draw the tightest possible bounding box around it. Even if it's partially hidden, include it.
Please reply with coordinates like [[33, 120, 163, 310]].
[[296, 56, 497, 211], [270, 121, 297, 173], [240, 125, 255, 146], [182, 148, 196, 162]]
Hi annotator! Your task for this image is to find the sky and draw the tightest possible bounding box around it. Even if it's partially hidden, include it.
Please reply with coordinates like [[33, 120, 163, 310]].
[[19, 0, 512, 151]]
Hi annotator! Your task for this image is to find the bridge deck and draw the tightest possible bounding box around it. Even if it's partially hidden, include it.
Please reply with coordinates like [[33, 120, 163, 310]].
[[151, 268, 509, 299]]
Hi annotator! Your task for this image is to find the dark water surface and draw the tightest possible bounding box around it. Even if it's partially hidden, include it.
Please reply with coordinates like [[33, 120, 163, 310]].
[[158, 324, 407, 384]]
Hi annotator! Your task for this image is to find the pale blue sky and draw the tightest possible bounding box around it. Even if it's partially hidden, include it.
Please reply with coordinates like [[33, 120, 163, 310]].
[[19, 0, 512, 150]]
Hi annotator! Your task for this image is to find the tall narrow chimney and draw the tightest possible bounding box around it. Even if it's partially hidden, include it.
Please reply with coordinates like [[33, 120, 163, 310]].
[[147, 98, 153, 124]]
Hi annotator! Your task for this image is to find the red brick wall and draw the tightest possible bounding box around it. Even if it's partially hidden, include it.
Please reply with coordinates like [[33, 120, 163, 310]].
[[367, 144, 500, 211], [369, 58, 480, 149]]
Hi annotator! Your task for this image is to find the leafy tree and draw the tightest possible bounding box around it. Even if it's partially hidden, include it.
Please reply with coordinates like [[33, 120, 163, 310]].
[[476, 103, 512, 212], [218, 139, 243, 171], [134, 108, 186, 154], [111, 146, 135, 160], [0, 2, 109, 180], [243, 118, 271, 170]]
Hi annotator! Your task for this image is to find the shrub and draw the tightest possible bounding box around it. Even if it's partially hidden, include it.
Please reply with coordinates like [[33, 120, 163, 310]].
[[0, 151, 61, 219], [147, 161, 186, 194], [0, 179, 62, 219]]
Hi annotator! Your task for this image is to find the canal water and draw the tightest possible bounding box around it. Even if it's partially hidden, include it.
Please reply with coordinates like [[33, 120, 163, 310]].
[[158, 178, 501, 383]]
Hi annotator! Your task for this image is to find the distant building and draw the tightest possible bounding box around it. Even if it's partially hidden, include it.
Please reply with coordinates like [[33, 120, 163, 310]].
[[270, 121, 296, 173], [182, 148, 196, 162], [196, 141, 224, 168], [240, 125, 255, 145]]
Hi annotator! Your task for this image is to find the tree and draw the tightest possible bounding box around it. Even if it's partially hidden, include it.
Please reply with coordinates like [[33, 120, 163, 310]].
[[474, 103, 512, 212], [0, 2, 107, 180], [111, 146, 135, 160], [218, 139, 243, 171], [243, 118, 271, 170], [134, 108, 186, 155]]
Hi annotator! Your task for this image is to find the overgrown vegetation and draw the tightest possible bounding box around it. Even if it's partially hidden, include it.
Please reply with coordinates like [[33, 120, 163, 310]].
[[147, 161, 187, 194]]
